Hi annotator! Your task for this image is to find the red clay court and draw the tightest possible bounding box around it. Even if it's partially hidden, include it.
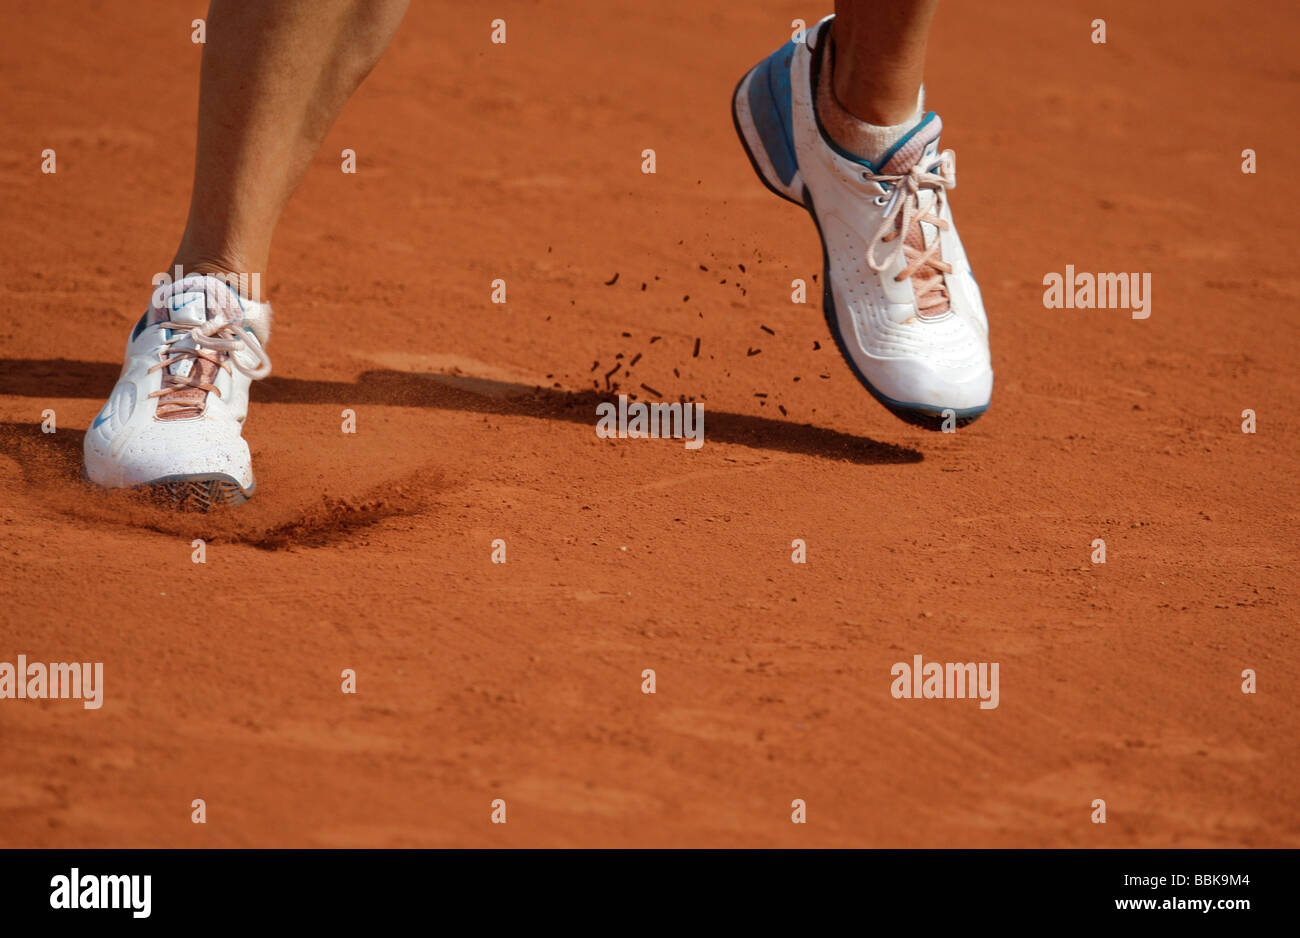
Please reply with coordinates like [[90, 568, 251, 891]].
[[0, 0, 1296, 846]]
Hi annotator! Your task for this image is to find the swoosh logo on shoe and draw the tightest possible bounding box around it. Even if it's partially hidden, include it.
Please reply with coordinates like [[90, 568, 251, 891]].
[[91, 410, 112, 429]]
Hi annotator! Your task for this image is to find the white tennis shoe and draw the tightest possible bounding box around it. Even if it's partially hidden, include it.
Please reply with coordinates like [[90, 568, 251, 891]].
[[83, 273, 273, 507], [733, 15, 992, 429]]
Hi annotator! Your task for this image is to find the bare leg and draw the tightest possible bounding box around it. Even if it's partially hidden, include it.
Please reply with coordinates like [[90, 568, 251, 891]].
[[832, 0, 939, 125], [172, 0, 410, 295]]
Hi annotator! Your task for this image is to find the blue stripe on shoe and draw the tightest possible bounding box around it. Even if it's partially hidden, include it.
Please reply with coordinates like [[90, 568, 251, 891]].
[[747, 41, 799, 186], [130, 312, 149, 341]]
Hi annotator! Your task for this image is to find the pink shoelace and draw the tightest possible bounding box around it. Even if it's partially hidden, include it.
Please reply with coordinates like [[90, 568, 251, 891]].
[[146, 282, 271, 420], [864, 150, 957, 315]]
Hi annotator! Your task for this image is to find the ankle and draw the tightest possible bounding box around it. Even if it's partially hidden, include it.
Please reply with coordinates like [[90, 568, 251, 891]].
[[827, 14, 931, 126], [834, 79, 923, 128], [817, 48, 925, 165], [166, 253, 267, 305]]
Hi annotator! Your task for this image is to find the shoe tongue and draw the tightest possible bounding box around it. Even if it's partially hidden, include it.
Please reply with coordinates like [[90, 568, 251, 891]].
[[880, 113, 943, 175], [151, 276, 243, 420], [150, 275, 243, 328], [164, 293, 208, 327]]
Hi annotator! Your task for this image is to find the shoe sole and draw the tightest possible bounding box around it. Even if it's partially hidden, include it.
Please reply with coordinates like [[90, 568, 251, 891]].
[[82, 467, 254, 510], [145, 473, 253, 510], [731, 64, 989, 432]]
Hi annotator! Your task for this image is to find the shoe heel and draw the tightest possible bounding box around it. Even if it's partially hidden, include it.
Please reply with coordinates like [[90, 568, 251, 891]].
[[732, 43, 805, 207]]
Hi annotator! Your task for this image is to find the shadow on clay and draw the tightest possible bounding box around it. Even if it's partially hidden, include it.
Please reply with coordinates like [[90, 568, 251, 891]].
[[0, 359, 924, 467]]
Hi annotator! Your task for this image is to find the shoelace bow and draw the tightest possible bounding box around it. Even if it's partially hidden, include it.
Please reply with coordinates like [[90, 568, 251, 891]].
[[147, 315, 272, 405], [864, 150, 957, 313]]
